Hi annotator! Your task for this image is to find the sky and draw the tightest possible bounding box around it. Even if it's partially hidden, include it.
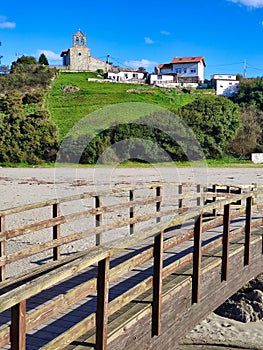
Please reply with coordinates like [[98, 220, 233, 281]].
[[1, 0, 263, 79]]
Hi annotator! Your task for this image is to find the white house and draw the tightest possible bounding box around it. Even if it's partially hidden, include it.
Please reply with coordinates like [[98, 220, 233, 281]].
[[155, 56, 206, 84], [106, 68, 145, 82], [149, 74, 174, 85], [211, 74, 240, 97]]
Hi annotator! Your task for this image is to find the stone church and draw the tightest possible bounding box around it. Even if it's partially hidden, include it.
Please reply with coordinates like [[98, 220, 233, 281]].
[[60, 30, 110, 72]]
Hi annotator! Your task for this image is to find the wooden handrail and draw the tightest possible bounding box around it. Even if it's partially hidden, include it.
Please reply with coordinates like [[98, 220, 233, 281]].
[[0, 183, 261, 350]]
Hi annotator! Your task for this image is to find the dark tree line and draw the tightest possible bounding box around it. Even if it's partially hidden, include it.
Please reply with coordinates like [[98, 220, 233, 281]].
[[58, 95, 241, 164]]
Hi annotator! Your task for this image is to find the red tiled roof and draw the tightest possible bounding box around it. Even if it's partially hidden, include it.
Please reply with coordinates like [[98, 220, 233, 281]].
[[171, 56, 206, 66], [158, 63, 172, 69]]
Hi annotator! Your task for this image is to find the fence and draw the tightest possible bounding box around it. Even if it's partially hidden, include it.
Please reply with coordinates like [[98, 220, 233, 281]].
[[0, 182, 262, 349]]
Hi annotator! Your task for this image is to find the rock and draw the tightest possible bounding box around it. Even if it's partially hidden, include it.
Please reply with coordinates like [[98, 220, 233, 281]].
[[215, 276, 263, 323], [61, 85, 80, 93]]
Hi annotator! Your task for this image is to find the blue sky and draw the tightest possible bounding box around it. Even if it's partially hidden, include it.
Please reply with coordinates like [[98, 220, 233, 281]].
[[1, 0, 263, 79]]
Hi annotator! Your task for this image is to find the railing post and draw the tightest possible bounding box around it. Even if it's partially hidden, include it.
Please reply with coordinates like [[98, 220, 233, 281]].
[[178, 184, 183, 209], [252, 183, 257, 205], [96, 257, 110, 350], [11, 300, 26, 350], [95, 196, 102, 246], [152, 186, 163, 337], [129, 190, 134, 235], [52, 203, 61, 261], [244, 196, 252, 266], [156, 186, 162, 223], [192, 214, 202, 304], [196, 184, 201, 206], [222, 204, 230, 281], [0, 215, 5, 282], [212, 184, 217, 216]]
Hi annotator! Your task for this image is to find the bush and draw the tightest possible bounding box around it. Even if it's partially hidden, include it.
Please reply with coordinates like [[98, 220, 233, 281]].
[[22, 90, 45, 105]]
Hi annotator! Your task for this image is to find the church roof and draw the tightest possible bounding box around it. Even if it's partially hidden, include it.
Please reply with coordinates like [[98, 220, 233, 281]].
[[60, 49, 69, 57]]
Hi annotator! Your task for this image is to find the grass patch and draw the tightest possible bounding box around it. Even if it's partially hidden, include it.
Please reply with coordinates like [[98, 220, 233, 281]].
[[46, 72, 195, 140]]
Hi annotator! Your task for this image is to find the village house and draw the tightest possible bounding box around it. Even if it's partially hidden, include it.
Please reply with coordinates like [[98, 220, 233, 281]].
[[154, 56, 206, 86], [210, 74, 240, 97], [60, 30, 111, 72], [106, 67, 146, 82]]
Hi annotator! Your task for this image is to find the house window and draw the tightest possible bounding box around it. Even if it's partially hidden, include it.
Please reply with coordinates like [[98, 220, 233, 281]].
[[174, 68, 182, 74], [78, 52, 82, 56], [133, 73, 138, 79], [229, 82, 232, 85], [157, 75, 162, 80], [124, 74, 128, 79], [190, 69, 197, 73], [183, 69, 187, 74]]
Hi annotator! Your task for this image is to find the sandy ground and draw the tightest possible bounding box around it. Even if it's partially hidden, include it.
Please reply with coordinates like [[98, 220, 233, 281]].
[[1, 166, 263, 349]]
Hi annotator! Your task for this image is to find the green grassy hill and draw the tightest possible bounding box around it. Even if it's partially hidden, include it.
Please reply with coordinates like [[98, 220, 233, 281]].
[[46, 72, 196, 140]]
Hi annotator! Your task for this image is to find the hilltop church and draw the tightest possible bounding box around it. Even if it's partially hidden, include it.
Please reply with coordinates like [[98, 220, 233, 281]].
[[60, 30, 111, 72]]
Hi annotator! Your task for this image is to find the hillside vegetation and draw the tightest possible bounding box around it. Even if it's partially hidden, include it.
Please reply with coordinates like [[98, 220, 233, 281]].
[[46, 72, 196, 140], [2, 58, 263, 165]]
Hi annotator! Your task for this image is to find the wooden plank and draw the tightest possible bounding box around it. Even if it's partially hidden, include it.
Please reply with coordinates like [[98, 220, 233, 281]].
[[152, 231, 163, 336], [244, 196, 252, 266], [27, 277, 97, 332], [39, 314, 96, 349], [11, 300, 26, 350], [222, 204, 231, 281], [96, 257, 110, 350], [5, 196, 162, 240], [192, 214, 202, 304], [53, 203, 61, 261], [0, 245, 110, 313], [0, 215, 5, 281]]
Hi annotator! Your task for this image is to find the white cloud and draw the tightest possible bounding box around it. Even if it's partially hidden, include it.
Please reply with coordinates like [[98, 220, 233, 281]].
[[0, 16, 16, 29], [144, 37, 155, 44], [37, 50, 61, 61], [160, 30, 170, 35], [228, 0, 263, 7], [124, 59, 158, 69]]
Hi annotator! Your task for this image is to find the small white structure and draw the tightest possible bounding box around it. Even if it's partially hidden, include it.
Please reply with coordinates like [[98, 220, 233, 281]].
[[155, 56, 206, 84], [252, 153, 263, 164], [211, 74, 240, 97], [149, 74, 174, 85], [107, 68, 145, 82]]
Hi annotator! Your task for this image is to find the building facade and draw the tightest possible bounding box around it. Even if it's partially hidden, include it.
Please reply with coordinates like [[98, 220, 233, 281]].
[[60, 30, 110, 72], [211, 74, 240, 97], [155, 56, 206, 84]]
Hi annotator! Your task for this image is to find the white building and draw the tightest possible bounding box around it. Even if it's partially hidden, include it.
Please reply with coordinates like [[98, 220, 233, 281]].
[[106, 68, 145, 82], [211, 74, 240, 97], [149, 74, 174, 85], [155, 56, 206, 84]]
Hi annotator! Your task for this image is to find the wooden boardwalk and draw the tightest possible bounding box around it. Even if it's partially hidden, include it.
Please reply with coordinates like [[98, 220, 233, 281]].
[[0, 182, 263, 349]]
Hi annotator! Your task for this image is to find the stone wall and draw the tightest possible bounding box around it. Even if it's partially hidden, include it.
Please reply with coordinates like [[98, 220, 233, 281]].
[[69, 46, 90, 71]]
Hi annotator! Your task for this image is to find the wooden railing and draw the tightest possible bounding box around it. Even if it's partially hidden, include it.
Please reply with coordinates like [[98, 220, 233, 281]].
[[0, 182, 262, 349]]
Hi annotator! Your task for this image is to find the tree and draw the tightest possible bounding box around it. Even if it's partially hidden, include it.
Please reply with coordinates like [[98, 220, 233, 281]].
[[138, 67, 146, 72], [232, 77, 263, 110], [38, 53, 49, 66], [10, 55, 38, 73], [229, 105, 263, 158], [178, 95, 240, 159]]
